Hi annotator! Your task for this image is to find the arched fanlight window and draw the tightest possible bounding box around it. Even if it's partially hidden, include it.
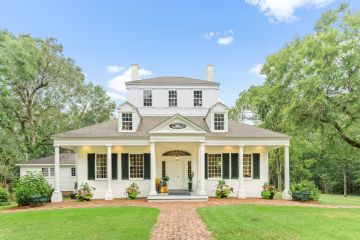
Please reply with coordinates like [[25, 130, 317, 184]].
[[162, 150, 191, 156]]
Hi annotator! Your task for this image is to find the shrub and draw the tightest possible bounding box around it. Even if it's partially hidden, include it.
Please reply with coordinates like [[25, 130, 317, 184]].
[[215, 180, 233, 198], [291, 180, 320, 201], [13, 172, 54, 206], [261, 183, 277, 199], [0, 187, 10, 206], [125, 182, 140, 199], [76, 183, 95, 201]]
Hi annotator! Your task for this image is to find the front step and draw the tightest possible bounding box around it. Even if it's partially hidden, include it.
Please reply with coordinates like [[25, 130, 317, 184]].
[[147, 194, 208, 202]]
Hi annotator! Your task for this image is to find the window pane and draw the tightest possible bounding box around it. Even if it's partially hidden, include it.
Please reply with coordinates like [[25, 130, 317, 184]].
[[130, 154, 144, 178], [71, 167, 76, 177], [214, 113, 225, 130], [243, 154, 252, 178], [122, 113, 133, 130], [194, 90, 202, 107], [96, 154, 107, 179], [42, 168, 49, 177], [208, 154, 221, 178], [143, 90, 152, 106], [50, 168, 55, 177], [168, 90, 177, 107], [162, 161, 166, 178]]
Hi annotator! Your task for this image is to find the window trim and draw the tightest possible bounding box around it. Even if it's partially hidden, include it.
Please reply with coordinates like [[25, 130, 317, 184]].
[[243, 153, 252, 179], [193, 90, 202, 107], [207, 153, 222, 180], [121, 112, 133, 131], [213, 112, 225, 131], [168, 90, 177, 107], [143, 89, 152, 107], [129, 153, 144, 180], [95, 154, 107, 180]]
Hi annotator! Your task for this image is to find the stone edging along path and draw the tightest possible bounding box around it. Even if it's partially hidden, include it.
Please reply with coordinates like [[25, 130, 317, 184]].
[[2, 198, 360, 240]]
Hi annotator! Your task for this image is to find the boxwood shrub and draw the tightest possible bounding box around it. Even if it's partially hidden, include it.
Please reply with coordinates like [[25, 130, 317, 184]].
[[0, 187, 10, 206]]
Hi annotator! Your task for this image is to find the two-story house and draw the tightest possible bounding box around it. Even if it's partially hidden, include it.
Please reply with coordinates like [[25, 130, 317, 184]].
[[51, 64, 291, 202]]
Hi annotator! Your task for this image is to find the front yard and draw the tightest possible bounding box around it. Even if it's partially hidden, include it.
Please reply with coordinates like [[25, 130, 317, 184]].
[[0, 206, 159, 240], [320, 194, 360, 206], [198, 204, 360, 240]]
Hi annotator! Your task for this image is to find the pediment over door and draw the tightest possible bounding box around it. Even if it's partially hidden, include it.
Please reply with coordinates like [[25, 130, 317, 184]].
[[148, 114, 207, 135]]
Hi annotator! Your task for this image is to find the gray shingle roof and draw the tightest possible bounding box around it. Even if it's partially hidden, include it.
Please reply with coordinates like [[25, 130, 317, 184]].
[[126, 77, 219, 86], [21, 153, 76, 165], [54, 116, 288, 138]]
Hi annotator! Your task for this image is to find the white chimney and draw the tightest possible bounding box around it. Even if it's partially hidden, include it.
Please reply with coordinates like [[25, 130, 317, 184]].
[[131, 64, 140, 81], [206, 64, 214, 81]]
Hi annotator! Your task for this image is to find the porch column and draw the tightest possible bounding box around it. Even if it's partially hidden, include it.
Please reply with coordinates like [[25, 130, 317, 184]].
[[105, 144, 113, 200], [51, 145, 63, 202], [238, 145, 246, 198], [282, 145, 291, 200], [198, 142, 206, 195], [149, 142, 157, 195]]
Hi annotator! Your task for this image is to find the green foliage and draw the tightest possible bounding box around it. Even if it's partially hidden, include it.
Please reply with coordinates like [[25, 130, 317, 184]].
[[291, 180, 320, 201], [125, 183, 140, 199], [0, 187, 10, 206], [215, 180, 233, 198], [13, 172, 54, 206], [76, 183, 95, 201], [261, 183, 276, 199]]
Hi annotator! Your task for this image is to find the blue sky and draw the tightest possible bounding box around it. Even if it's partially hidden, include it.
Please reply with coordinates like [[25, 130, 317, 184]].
[[0, 0, 358, 106]]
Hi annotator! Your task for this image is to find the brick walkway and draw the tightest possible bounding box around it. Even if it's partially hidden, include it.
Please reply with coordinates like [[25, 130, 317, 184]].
[[2, 198, 360, 240]]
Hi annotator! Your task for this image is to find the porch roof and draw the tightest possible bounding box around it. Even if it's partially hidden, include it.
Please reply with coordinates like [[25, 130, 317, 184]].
[[54, 116, 289, 139]]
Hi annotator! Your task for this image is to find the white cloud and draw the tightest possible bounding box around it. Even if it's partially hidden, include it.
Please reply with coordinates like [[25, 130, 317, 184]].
[[245, 0, 335, 23], [217, 36, 234, 45], [106, 65, 125, 74], [204, 29, 235, 45], [250, 64, 265, 78], [107, 66, 152, 101]]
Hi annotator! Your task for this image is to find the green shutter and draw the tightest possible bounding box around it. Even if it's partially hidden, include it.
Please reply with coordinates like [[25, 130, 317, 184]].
[[253, 153, 260, 179], [231, 153, 239, 179], [121, 153, 129, 180], [222, 153, 230, 179], [143, 153, 151, 179], [112, 153, 118, 180], [205, 153, 208, 179], [87, 153, 95, 180]]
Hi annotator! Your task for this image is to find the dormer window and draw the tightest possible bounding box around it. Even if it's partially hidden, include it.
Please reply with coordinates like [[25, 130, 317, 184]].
[[122, 113, 133, 130], [194, 90, 202, 107], [143, 90, 152, 107], [168, 90, 177, 107], [214, 113, 225, 130]]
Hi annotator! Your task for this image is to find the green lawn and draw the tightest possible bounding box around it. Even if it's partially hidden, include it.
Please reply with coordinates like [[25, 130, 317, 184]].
[[320, 194, 360, 206], [0, 206, 159, 240], [198, 205, 360, 240]]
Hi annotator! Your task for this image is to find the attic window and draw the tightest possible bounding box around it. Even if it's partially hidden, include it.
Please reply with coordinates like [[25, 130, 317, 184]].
[[169, 122, 186, 130], [122, 113, 133, 130], [214, 113, 225, 130]]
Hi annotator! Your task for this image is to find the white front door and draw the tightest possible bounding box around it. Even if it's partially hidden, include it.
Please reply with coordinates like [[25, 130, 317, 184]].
[[165, 157, 186, 189]]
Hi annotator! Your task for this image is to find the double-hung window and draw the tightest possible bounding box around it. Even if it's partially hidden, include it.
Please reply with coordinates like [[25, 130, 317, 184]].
[[122, 113, 133, 130], [143, 90, 152, 107], [214, 113, 225, 130], [129, 154, 144, 179], [208, 154, 222, 178], [168, 90, 177, 107], [194, 90, 202, 107], [243, 154, 252, 178], [96, 154, 107, 179], [71, 167, 76, 177], [50, 168, 55, 177], [42, 168, 49, 177]]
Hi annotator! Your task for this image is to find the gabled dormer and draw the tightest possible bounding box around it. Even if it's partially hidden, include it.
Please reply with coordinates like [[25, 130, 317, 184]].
[[205, 102, 229, 132], [118, 101, 141, 132]]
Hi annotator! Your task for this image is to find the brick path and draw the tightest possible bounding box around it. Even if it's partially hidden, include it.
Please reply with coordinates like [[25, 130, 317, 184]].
[[2, 198, 360, 240]]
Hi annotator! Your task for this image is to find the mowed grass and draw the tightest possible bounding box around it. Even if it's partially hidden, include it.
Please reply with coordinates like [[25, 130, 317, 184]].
[[198, 205, 360, 240], [320, 194, 360, 206], [0, 206, 159, 240]]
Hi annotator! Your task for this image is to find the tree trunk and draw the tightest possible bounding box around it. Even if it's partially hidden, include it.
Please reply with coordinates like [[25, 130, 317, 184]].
[[343, 170, 347, 197], [275, 149, 283, 191]]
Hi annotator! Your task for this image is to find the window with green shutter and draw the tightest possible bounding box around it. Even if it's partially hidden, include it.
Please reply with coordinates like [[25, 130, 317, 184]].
[[87, 153, 95, 180], [222, 153, 230, 179], [253, 153, 260, 179], [121, 153, 129, 179], [112, 153, 118, 180], [231, 153, 239, 179]]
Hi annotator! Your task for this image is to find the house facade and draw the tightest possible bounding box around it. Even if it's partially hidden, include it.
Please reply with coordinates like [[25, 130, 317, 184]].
[[51, 64, 291, 202]]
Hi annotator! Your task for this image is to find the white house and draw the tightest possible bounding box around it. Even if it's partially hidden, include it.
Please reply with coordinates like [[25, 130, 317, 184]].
[[51, 64, 291, 202], [17, 153, 77, 192]]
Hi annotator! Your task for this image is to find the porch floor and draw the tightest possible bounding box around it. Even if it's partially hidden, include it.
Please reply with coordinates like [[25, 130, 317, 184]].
[[148, 190, 208, 202]]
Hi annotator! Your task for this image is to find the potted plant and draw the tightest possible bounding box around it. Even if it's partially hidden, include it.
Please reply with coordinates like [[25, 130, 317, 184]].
[[261, 183, 277, 199], [155, 177, 161, 193], [159, 175, 169, 194], [188, 171, 195, 192], [214, 180, 233, 198], [125, 182, 140, 199], [76, 183, 95, 201]]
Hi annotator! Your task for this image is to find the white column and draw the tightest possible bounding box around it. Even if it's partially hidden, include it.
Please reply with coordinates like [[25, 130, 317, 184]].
[[282, 145, 291, 200], [198, 142, 206, 195], [51, 145, 63, 202], [149, 142, 157, 195], [197, 144, 201, 193], [105, 144, 113, 200], [238, 145, 246, 198]]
